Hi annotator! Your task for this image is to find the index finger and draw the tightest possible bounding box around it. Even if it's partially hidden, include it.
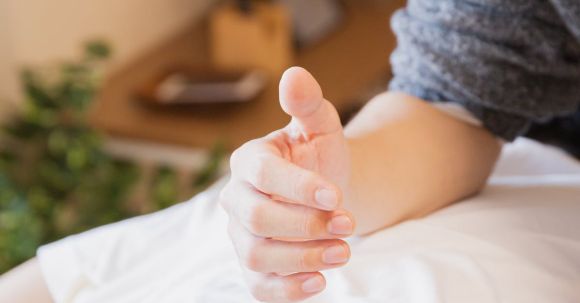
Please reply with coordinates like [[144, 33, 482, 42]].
[[230, 141, 341, 211]]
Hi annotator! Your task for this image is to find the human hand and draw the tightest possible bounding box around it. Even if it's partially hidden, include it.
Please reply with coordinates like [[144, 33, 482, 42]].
[[220, 67, 355, 302]]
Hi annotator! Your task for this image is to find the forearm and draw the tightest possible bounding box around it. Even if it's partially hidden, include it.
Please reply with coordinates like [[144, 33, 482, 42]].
[[0, 258, 54, 303], [344, 92, 501, 235]]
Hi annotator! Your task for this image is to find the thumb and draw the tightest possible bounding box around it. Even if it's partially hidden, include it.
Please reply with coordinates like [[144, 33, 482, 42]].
[[279, 67, 342, 138]]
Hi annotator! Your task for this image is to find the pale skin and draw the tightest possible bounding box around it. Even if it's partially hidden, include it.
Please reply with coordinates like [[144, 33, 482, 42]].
[[0, 259, 53, 303], [219, 67, 501, 302], [0, 67, 500, 303]]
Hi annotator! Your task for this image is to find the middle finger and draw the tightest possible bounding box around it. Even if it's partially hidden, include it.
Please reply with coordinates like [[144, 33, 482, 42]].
[[228, 219, 351, 274], [222, 180, 355, 239]]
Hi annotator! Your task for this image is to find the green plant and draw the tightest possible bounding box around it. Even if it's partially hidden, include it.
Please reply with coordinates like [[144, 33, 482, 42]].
[[0, 41, 140, 272], [0, 41, 225, 273], [151, 142, 227, 211]]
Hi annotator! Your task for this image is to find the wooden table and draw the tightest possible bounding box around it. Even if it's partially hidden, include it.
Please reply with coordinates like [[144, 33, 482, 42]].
[[91, 0, 405, 150]]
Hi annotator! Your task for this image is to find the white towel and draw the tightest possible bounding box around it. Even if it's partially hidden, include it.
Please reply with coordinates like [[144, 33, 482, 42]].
[[38, 138, 580, 303]]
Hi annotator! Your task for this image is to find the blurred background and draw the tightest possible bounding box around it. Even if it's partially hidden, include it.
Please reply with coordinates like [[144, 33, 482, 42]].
[[0, 0, 407, 273]]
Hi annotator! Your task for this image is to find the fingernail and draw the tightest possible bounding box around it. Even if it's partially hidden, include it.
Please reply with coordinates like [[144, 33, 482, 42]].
[[315, 188, 338, 210], [327, 215, 353, 235], [301, 276, 325, 293], [322, 245, 349, 264]]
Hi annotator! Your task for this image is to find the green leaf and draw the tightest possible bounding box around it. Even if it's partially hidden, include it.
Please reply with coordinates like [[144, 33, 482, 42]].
[[151, 166, 179, 210], [21, 69, 59, 110], [192, 141, 226, 191], [84, 40, 112, 61]]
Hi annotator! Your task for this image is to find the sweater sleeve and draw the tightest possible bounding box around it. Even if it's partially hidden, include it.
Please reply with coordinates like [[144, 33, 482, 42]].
[[388, 0, 580, 141]]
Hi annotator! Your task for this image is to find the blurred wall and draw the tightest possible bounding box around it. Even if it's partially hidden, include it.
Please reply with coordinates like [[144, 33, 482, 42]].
[[0, 0, 215, 116], [0, 0, 19, 115]]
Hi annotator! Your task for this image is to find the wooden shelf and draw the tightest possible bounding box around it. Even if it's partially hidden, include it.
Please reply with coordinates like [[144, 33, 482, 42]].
[[90, 0, 405, 150]]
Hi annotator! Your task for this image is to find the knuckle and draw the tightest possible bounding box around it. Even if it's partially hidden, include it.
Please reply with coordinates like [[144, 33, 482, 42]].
[[228, 224, 248, 259], [298, 208, 317, 237], [242, 240, 266, 272], [218, 181, 238, 213], [251, 154, 271, 189], [230, 139, 261, 171], [246, 203, 269, 237]]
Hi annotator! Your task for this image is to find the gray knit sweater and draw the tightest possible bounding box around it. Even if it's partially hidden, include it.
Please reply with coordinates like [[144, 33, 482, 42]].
[[389, 0, 580, 140]]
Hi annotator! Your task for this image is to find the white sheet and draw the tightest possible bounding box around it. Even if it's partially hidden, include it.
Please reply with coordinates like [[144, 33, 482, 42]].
[[38, 138, 580, 303]]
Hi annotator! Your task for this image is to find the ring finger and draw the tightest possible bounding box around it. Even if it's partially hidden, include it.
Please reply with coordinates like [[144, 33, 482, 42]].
[[228, 219, 351, 274]]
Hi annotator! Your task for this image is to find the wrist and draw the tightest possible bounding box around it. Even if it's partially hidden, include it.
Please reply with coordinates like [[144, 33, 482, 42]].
[[341, 92, 502, 235]]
